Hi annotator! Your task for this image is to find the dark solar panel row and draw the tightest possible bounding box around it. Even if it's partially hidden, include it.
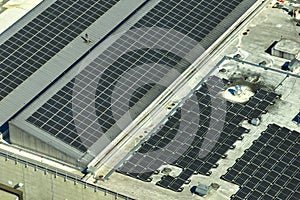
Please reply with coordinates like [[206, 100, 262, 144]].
[[117, 76, 278, 192], [25, 0, 258, 153], [26, 79, 90, 151], [133, 0, 249, 47], [221, 124, 300, 200], [0, 0, 120, 100], [26, 50, 183, 152]]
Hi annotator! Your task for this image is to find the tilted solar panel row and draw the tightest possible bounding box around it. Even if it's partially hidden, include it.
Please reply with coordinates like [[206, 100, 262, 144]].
[[117, 76, 278, 192], [221, 124, 300, 200]]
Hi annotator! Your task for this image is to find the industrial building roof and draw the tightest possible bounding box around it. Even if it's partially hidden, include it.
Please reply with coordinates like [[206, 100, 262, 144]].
[[9, 0, 258, 167], [1, 0, 299, 200], [0, 0, 144, 127]]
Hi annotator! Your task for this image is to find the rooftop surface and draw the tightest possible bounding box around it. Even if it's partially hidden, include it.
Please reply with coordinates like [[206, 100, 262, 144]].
[[0, 0, 299, 200], [7, 0, 258, 168], [0, 0, 145, 126], [89, 0, 300, 199], [0, 190, 18, 200], [0, 0, 42, 34]]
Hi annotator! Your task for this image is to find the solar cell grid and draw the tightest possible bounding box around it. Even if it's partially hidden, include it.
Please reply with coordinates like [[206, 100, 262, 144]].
[[6, 0, 258, 187], [225, 112, 235, 121], [225, 168, 239, 180], [229, 104, 244, 113], [287, 132, 299, 142], [0, 0, 120, 100], [222, 124, 299, 200], [117, 76, 276, 191], [256, 100, 271, 111], [264, 92, 278, 102], [281, 139, 294, 149], [229, 114, 244, 125], [241, 150, 255, 162], [249, 109, 265, 118], [287, 179, 299, 191]]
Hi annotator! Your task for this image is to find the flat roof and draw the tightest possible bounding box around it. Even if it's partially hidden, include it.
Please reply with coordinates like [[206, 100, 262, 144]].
[[10, 0, 259, 167], [85, 1, 300, 199], [0, 182, 23, 200], [1, 0, 300, 200], [0, 190, 18, 200]]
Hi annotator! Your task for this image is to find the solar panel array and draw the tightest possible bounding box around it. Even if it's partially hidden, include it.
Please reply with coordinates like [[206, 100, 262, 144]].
[[117, 76, 279, 192], [26, 0, 257, 154], [133, 0, 257, 49], [0, 0, 120, 100], [221, 124, 300, 200]]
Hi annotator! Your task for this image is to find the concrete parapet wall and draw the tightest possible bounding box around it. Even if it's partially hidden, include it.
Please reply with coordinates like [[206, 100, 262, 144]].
[[0, 154, 132, 200], [9, 123, 80, 167]]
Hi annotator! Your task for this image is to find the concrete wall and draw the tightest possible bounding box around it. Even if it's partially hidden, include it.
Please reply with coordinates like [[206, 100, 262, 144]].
[[0, 190, 19, 200], [0, 158, 129, 200], [9, 123, 81, 167], [271, 48, 296, 60]]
